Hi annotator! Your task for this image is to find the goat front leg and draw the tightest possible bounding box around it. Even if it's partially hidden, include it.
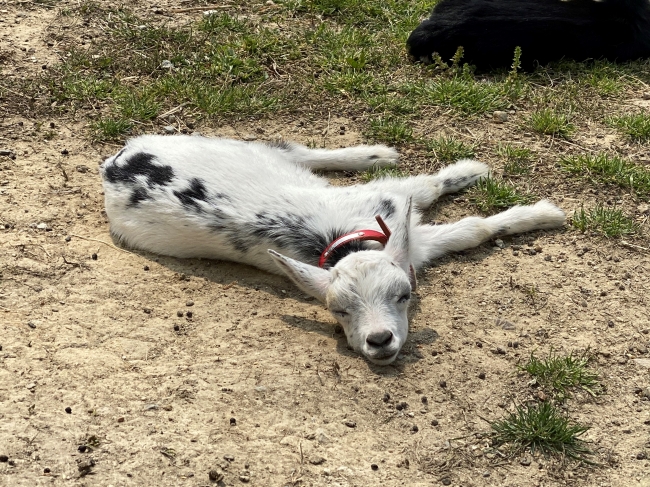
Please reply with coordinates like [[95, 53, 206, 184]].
[[411, 200, 565, 269], [363, 159, 489, 210]]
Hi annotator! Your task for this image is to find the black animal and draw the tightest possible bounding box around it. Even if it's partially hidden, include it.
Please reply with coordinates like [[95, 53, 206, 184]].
[[407, 0, 650, 71]]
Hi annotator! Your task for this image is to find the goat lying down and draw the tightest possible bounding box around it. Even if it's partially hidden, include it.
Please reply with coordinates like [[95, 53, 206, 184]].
[[407, 0, 650, 70], [101, 135, 565, 365]]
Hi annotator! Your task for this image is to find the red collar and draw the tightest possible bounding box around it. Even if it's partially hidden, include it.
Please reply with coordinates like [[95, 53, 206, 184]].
[[318, 216, 391, 268]]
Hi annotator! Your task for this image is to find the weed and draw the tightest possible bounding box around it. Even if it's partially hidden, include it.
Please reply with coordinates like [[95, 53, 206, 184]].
[[522, 350, 602, 401], [529, 109, 574, 138], [497, 143, 533, 175], [607, 113, 650, 142], [426, 136, 475, 162], [361, 165, 407, 182], [92, 118, 132, 141], [572, 204, 640, 237], [469, 177, 533, 212], [560, 153, 650, 198], [365, 117, 413, 144], [490, 402, 593, 463]]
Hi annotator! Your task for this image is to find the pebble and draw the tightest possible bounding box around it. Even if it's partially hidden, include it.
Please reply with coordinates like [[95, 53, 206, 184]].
[[163, 125, 176, 134], [382, 393, 390, 402], [36, 222, 48, 230], [0, 150, 13, 156], [65, 407, 72, 414], [77, 458, 95, 474], [309, 456, 326, 465], [442, 477, 452, 486], [344, 420, 356, 428], [144, 404, 158, 411], [44, 467, 50, 473], [230, 417, 237, 426], [239, 474, 250, 483], [637, 452, 648, 460], [223, 454, 235, 462], [439, 380, 447, 388], [161, 60, 174, 69], [395, 401, 408, 411], [61, 149, 69, 155], [371, 463, 379, 470], [78, 445, 88, 453], [208, 469, 223, 482], [26, 383, 36, 390], [143, 265, 149, 271], [0, 455, 8, 462], [478, 372, 486, 380], [494, 238, 505, 249], [177, 311, 184, 317], [431, 419, 439, 426], [173, 324, 180, 331], [242, 134, 257, 141], [186, 300, 194, 307], [91, 253, 98, 260], [520, 456, 531, 466], [411, 425, 419, 433], [27, 321, 36, 329], [117, 417, 125, 423], [493, 111, 508, 123], [255, 386, 267, 392], [65, 236, 71, 242], [421, 396, 428, 404], [186, 311, 193, 318], [482, 471, 490, 477]]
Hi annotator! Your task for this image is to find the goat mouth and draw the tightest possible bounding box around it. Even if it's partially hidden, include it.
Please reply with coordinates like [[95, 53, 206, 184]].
[[366, 351, 398, 364]]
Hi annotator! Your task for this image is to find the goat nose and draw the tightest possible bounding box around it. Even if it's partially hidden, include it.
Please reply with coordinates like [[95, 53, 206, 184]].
[[366, 330, 393, 348]]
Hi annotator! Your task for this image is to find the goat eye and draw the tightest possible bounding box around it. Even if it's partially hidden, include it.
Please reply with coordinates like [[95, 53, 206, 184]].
[[398, 293, 411, 304], [332, 310, 348, 317]]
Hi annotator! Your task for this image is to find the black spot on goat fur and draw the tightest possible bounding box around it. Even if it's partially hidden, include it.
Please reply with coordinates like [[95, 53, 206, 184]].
[[128, 187, 152, 208], [249, 213, 368, 268], [407, 0, 650, 71], [104, 152, 174, 187], [376, 199, 396, 219], [443, 176, 471, 188], [173, 178, 208, 212], [264, 140, 294, 151]]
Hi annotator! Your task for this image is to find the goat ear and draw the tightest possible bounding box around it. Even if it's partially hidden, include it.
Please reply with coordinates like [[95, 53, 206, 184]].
[[384, 197, 412, 270], [268, 250, 331, 303]]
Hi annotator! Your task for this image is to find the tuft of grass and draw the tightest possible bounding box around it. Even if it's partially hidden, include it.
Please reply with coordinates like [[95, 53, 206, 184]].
[[607, 113, 650, 142], [426, 136, 475, 162], [560, 153, 650, 199], [497, 143, 533, 175], [572, 204, 640, 237], [490, 402, 593, 463], [529, 109, 574, 138], [522, 350, 602, 401], [365, 117, 413, 144], [469, 177, 533, 212], [361, 165, 407, 182], [92, 118, 132, 141]]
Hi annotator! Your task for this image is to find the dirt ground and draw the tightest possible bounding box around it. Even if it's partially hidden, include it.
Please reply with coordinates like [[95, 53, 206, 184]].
[[2, 1, 650, 487]]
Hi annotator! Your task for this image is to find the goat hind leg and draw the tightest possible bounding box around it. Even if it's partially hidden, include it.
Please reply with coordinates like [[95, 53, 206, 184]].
[[279, 141, 399, 171]]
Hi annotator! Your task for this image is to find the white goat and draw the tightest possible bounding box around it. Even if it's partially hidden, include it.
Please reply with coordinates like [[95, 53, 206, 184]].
[[101, 135, 565, 365]]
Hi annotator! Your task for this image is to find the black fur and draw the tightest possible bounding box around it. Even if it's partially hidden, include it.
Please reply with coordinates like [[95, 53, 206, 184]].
[[376, 198, 396, 219], [173, 178, 209, 212], [104, 152, 175, 187], [407, 0, 650, 70], [128, 188, 152, 208]]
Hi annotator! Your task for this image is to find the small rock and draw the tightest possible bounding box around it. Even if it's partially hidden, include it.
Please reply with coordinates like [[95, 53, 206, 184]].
[[0, 150, 13, 157], [242, 134, 257, 141], [637, 452, 648, 460], [26, 383, 36, 390], [239, 474, 250, 483], [223, 454, 235, 462], [421, 396, 428, 404], [143, 308, 152, 314], [77, 458, 95, 475], [382, 393, 390, 402], [371, 463, 379, 471], [91, 253, 98, 260], [143, 265, 150, 271], [0, 455, 8, 462], [309, 456, 326, 465], [75, 165, 89, 173], [431, 419, 439, 426], [60, 149, 69, 155], [144, 404, 158, 411], [442, 477, 452, 486], [492, 347, 507, 355], [230, 417, 237, 426], [478, 372, 486, 380], [44, 467, 51, 474], [173, 324, 180, 332], [520, 456, 531, 466], [494, 238, 505, 249], [117, 417, 125, 423], [439, 380, 447, 388], [163, 125, 176, 134], [344, 420, 356, 428], [186, 300, 194, 307], [161, 60, 174, 69], [482, 471, 490, 477], [208, 469, 223, 482], [411, 425, 419, 433], [27, 321, 36, 329], [255, 386, 267, 392], [493, 111, 508, 123], [77, 445, 88, 453], [65, 406, 72, 414], [186, 311, 193, 318], [65, 236, 71, 242], [36, 222, 48, 230], [177, 311, 184, 317]]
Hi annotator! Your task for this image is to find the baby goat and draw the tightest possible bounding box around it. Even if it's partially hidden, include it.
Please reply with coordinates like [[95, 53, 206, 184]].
[[101, 135, 565, 365], [408, 0, 650, 71]]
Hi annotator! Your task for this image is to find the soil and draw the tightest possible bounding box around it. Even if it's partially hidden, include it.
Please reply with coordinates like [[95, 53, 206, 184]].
[[2, 1, 650, 486]]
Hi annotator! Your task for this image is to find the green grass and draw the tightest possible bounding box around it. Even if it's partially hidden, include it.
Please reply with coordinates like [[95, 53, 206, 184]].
[[490, 402, 593, 463], [469, 177, 533, 213], [529, 109, 574, 138], [497, 143, 533, 175], [426, 136, 475, 162], [560, 153, 650, 199], [522, 350, 602, 401], [365, 116, 413, 144], [92, 118, 133, 141], [572, 204, 640, 237], [361, 165, 407, 182], [607, 113, 650, 142]]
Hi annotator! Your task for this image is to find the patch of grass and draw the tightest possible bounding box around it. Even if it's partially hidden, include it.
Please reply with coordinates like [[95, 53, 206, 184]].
[[529, 109, 574, 138], [560, 153, 650, 199], [414, 76, 523, 116], [522, 350, 602, 401], [572, 204, 640, 237], [496, 143, 533, 175], [365, 117, 413, 145], [361, 165, 407, 182], [92, 118, 132, 141], [490, 402, 593, 463], [426, 136, 475, 162], [469, 177, 533, 212], [607, 113, 650, 142]]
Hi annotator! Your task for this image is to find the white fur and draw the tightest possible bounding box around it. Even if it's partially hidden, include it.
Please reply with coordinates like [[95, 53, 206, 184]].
[[101, 135, 565, 365]]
